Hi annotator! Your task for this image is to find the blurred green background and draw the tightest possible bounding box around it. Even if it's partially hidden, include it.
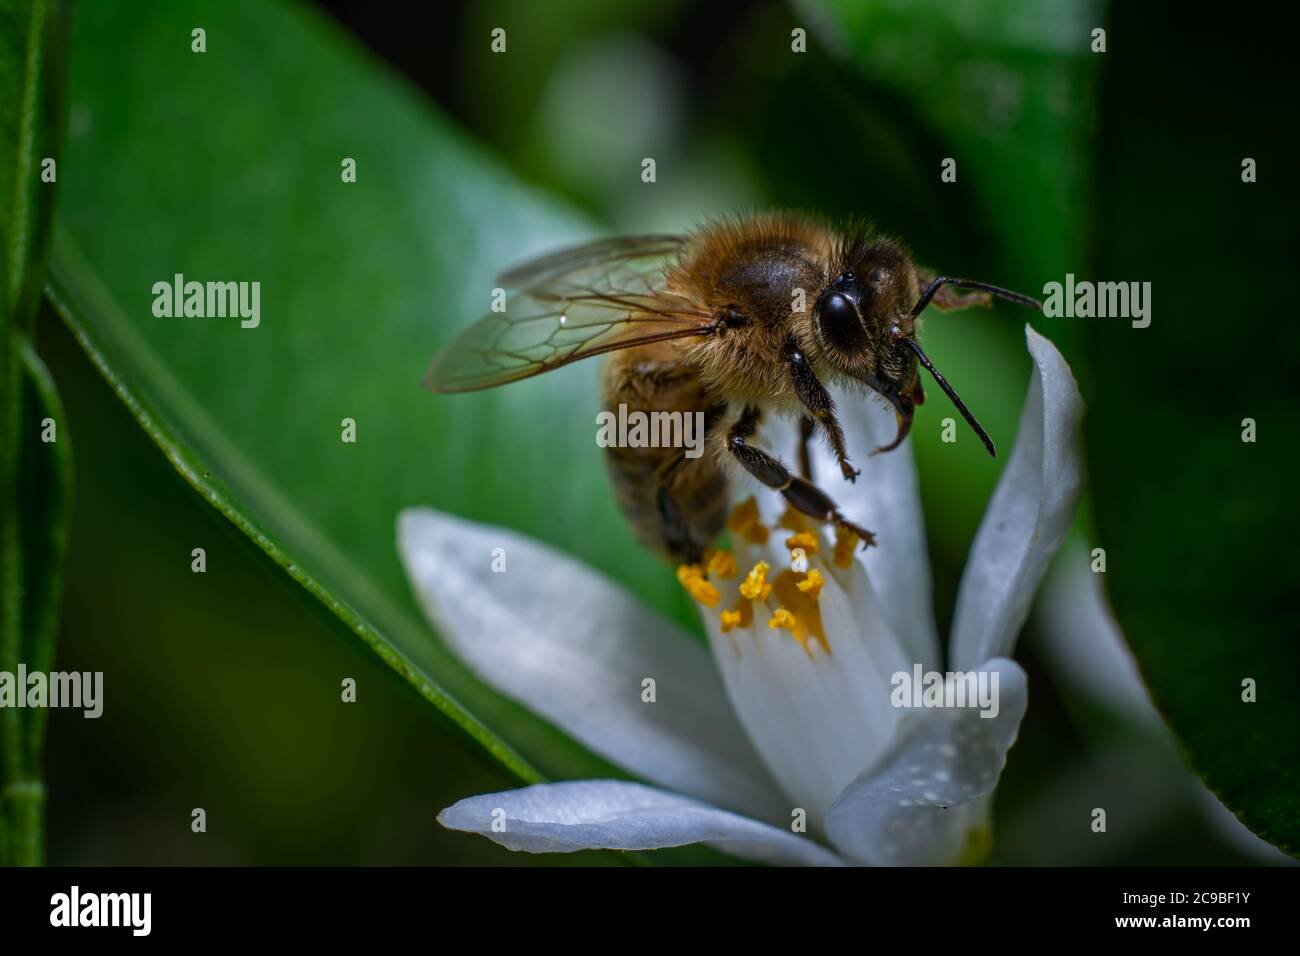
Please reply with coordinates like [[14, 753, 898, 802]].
[[29, 0, 1296, 863]]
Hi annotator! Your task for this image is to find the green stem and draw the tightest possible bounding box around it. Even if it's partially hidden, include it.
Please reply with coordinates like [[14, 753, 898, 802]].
[[5, 0, 51, 332], [0, 327, 21, 867], [11, 336, 70, 866], [0, 0, 71, 865], [1, 779, 43, 866], [18, 336, 70, 756]]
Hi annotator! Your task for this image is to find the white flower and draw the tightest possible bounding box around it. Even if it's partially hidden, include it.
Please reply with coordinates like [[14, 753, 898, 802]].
[[398, 326, 1082, 866]]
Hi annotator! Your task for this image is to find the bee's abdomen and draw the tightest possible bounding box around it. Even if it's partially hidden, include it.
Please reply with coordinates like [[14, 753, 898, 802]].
[[601, 344, 729, 565]]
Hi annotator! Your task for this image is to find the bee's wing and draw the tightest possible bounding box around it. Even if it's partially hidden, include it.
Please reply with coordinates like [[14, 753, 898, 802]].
[[424, 235, 715, 393], [497, 234, 683, 287]]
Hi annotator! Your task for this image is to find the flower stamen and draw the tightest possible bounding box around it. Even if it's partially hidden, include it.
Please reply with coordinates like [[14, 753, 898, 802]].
[[768, 607, 797, 631], [771, 569, 829, 656], [676, 563, 720, 608], [832, 526, 859, 569], [720, 596, 754, 633], [785, 530, 820, 555], [797, 568, 825, 598], [727, 497, 770, 545], [739, 561, 772, 602], [777, 505, 809, 532], [706, 548, 738, 579]]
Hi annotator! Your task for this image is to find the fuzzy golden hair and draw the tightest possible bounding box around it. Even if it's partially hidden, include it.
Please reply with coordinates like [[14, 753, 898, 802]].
[[665, 211, 920, 410]]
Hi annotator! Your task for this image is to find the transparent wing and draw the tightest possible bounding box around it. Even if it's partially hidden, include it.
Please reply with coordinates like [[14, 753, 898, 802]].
[[498, 234, 682, 287], [425, 235, 715, 393]]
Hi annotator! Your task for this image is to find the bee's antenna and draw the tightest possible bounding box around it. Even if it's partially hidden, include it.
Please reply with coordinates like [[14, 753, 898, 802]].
[[910, 277, 1042, 317], [901, 337, 996, 458]]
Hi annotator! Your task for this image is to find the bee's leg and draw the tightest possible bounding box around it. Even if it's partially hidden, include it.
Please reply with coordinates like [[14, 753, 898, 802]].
[[652, 402, 728, 565], [785, 339, 859, 483], [728, 406, 875, 546], [797, 416, 815, 481], [652, 452, 700, 564]]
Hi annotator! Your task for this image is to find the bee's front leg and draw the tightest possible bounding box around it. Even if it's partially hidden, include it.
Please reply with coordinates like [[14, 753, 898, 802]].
[[785, 338, 859, 483], [728, 406, 875, 547]]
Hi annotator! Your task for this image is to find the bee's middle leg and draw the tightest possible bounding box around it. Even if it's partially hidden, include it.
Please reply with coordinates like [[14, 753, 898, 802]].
[[728, 406, 875, 546], [797, 416, 815, 481]]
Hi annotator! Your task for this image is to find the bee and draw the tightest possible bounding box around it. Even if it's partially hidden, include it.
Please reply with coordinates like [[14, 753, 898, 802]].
[[425, 212, 1040, 565]]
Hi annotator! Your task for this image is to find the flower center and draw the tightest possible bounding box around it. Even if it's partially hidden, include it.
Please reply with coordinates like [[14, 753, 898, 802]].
[[677, 498, 862, 658]]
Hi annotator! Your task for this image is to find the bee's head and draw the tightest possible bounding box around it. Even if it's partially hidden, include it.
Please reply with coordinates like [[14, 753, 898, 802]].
[[812, 244, 925, 449], [813, 240, 916, 366], [812, 240, 1001, 458]]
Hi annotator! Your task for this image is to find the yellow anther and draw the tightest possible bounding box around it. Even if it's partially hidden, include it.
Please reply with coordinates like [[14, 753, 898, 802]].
[[727, 496, 770, 545], [777, 506, 809, 532], [739, 561, 772, 602], [832, 526, 859, 569], [785, 530, 820, 555], [719, 597, 753, 633], [707, 549, 737, 579], [728, 497, 760, 531], [676, 563, 720, 608], [797, 568, 825, 599], [768, 607, 797, 631], [772, 569, 829, 656]]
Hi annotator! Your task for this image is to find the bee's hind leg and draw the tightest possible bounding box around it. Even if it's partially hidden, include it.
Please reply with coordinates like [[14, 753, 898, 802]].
[[728, 406, 875, 547], [652, 444, 728, 566], [654, 456, 704, 565]]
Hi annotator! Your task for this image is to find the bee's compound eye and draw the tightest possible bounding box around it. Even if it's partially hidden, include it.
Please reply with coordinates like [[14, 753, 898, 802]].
[[820, 291, 856, 323], [815, 291, 867, 352]]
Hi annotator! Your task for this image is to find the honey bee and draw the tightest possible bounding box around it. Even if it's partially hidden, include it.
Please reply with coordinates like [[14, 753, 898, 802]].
[[425, 212, 1040, 564]]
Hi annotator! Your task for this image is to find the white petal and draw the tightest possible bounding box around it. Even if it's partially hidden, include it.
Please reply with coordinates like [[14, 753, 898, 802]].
[[828, 393, 943, 670], [703, 534, 911, 828], [825, 658, 1028, 866], [398, 509, 787, 822], [949, 326, 1084, 670], [1034, 539, 1155, 724], [438, 780, 845, 866]]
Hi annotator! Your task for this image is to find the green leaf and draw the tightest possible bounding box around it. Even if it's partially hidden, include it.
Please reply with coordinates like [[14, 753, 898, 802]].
[[1079, 4, 1299, 855], [48, 0, 695, 785], [801, 0, 1097, 565], [805, 0, 1096, 278]]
